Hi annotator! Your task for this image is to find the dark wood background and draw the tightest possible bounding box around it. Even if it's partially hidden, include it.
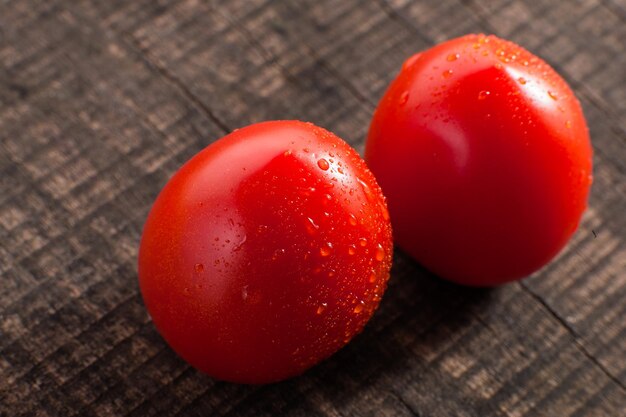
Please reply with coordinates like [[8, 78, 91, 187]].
[[1, 0, 624, 415]]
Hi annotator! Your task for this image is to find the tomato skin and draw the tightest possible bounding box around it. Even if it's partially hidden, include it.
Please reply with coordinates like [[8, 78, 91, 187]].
[[139, 121, 392, 383], [366, 34, 592, 286]]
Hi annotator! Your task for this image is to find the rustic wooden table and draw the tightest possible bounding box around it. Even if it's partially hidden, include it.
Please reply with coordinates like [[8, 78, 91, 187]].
[[1, 0, 625, 416]]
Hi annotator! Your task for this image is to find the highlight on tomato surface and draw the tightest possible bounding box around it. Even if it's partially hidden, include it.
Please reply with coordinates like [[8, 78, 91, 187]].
[[366, 34, 592, 286], [138, 120, 393, 383]]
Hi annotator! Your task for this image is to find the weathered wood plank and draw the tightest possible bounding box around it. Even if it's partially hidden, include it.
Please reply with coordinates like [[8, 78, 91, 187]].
[[0, 0, 624, 416]]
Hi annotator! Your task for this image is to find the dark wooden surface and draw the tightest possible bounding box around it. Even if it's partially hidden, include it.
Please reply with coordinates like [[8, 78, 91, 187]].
[[1, 0, 625, 415]]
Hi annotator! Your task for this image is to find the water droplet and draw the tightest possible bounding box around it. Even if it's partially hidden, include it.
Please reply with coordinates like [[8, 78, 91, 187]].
[[358, 237, 368, 247], [353, 302, 364, 314], [369, 271, 377, 283], [272, 248, 285, 261], [357, 178, 374, 201], [375, 244, 385, 262], [320, 242, 333, 257], [518, 77, 527, 85], [194, 263, 204, 273], [305, 217, 319, 235], [316, 303, 327, 315], [400, 91, 409, 105], [348, 245, 356, 255], [442, 69, 453, 79], [478, 90, 490, 100], [472, 43, 480, 49], [548, 91, 558, 100], [348, 213, 358, 226], [317, 158, 330, 171], [565, 120, 572, 128], [381, 205, 390, 221], [233, 235, 247, 252], [241, 285, 248, 300], [447, 53, 459, 62]]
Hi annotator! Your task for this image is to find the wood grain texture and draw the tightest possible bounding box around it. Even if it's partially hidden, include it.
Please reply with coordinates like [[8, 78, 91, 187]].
[[0, 0, 624, 416]]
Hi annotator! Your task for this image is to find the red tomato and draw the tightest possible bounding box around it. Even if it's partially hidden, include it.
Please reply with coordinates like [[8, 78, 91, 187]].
[[366, 34, 592, 286], [139, 121, 392, 383]]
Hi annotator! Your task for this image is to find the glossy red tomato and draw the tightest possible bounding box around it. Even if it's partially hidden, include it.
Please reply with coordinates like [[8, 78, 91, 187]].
[[366, 34, 592, 286], [139, 121, 392, 383]]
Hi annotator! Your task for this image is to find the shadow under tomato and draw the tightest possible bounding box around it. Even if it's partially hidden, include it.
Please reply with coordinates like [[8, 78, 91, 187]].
[[212, 248, 495, 415]]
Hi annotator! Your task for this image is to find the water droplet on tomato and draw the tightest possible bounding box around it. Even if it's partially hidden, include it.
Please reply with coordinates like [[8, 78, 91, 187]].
[[320, 242, 333, 257], [478, 90, 490, 100], [348, 245, 356, 255], [241, 285, 248, 300], [369, 271, 377, 283], [358, 237, 368, 247], [400, 91, 409, 105], [357, 178, 374, 201], [442, 69, 453, 79], [316, 303, 328, 315], [381, 204, 390, 221], [348, 213, 358, 226], [447, 53, 459, 61], [317, 158, 330, 170], [565, 120, 572, 128], [518, 77, 527, 85], [353, 302, 364, 314], [272, 248, 285, 261], [194, 263, 204, 273], [233, 235, 247, 252], [375, 244, 385, 262], [305, 217, 319, 235]]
